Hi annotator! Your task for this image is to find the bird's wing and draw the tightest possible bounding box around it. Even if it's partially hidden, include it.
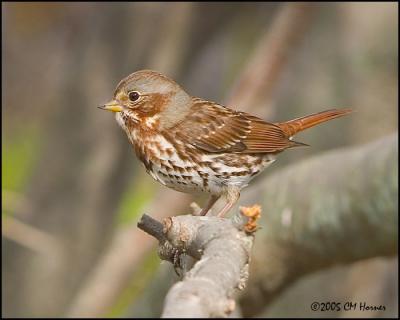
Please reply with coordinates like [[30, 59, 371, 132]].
[[171, 99, 299, 154]]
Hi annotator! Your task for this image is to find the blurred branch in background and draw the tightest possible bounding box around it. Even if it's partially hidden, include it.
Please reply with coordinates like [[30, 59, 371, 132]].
[[2, 215, 61, 256], [2, 190, 32, 218], [67, 191, 193, 317], [66, 2, 316, 317], [226, 2, 316, 117]]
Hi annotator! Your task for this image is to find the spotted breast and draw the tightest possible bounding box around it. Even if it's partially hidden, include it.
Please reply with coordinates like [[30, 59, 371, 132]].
[[129, 125, 275, 196]]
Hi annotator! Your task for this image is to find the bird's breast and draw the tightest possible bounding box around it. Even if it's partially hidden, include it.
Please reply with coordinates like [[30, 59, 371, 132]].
[[128, 130, 275, 195], [130, 131, 208, 193]]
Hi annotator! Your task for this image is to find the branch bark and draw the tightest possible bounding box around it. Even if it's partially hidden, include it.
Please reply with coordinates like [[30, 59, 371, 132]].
[[137, 207, 261, 317], [239, 133, 398, 316]]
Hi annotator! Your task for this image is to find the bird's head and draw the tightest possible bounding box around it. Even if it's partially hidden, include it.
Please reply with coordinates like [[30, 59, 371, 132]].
[[100, 70, 192, 131]]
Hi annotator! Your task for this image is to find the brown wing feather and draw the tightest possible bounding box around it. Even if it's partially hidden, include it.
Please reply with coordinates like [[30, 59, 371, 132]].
[[172, 99, 296, 154]]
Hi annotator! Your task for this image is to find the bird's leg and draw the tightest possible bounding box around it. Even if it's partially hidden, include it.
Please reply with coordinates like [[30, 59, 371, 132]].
[[199, 195, 220, 216], [216, 186, 240, 218]]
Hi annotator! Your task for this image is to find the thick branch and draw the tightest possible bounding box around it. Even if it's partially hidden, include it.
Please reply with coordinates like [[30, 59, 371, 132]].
[[239, 133, 398, 316]]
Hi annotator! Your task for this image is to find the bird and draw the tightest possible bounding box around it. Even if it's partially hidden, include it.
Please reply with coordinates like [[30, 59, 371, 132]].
[[99, 70, 351, 218]]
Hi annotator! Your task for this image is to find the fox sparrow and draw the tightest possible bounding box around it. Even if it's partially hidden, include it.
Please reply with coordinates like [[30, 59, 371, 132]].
[[100, 70, 351, 217]]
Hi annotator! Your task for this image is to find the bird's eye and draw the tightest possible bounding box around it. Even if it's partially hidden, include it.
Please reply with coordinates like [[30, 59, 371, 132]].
[[128, 91, 140, 102]]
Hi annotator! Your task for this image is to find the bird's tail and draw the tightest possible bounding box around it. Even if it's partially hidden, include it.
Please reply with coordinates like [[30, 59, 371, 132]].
[[277, 108, 352, 138]]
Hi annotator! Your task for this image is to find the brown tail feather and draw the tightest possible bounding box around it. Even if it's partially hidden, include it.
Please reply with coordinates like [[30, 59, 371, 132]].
[[277, 108, 352, 137]]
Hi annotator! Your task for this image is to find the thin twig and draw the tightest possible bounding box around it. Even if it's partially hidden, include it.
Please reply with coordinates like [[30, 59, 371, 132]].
[[137, 214, 166, 243]]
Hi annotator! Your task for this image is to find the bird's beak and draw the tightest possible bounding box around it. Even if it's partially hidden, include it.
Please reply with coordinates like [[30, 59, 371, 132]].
[[98, 100, 123, 112]]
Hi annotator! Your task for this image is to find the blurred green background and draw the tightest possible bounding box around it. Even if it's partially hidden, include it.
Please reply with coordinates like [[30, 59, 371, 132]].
[[2, 2, 398, 318]]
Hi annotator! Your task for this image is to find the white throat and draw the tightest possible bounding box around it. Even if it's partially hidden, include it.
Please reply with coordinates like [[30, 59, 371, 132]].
[[115, 112, 126, 130]]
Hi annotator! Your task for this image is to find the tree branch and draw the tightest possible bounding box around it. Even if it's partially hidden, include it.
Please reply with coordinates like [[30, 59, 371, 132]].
[[239, 133, 398, 316], [137, 206, 261, 317], [137, 214, 166, 243]]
